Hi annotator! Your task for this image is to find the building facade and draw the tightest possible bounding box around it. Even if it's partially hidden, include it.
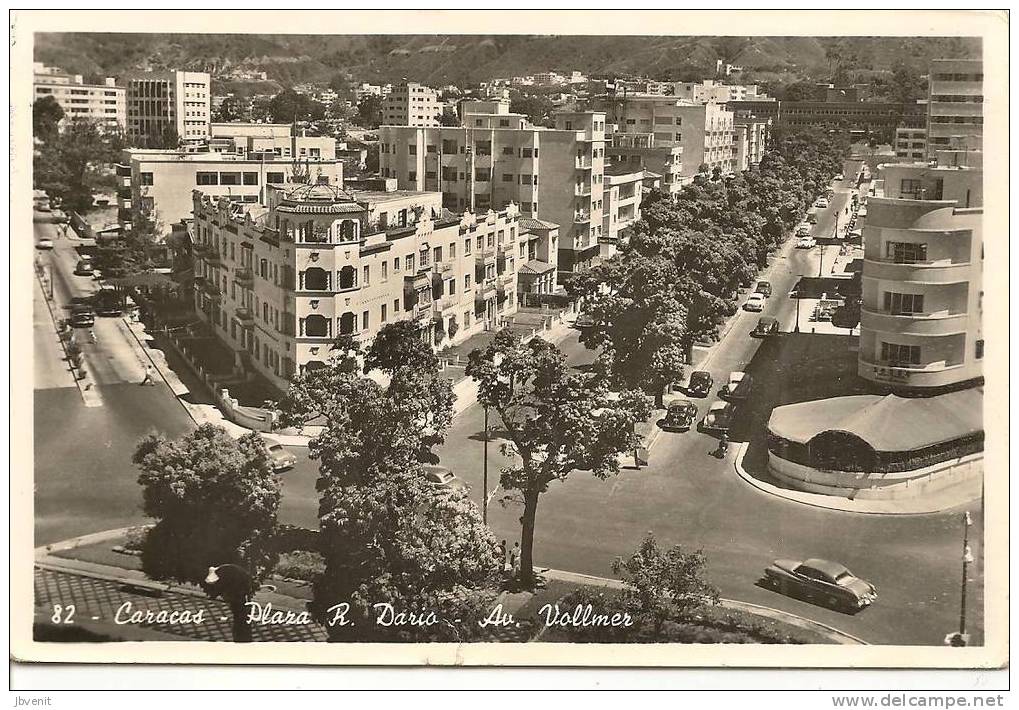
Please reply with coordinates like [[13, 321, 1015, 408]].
[[190, 180, 529, 390], [382, 82, 441, 127], [598, 94, 735, 181], [780, 98, 926, 137], [125, 70, 211, 145], [673, 80, 765, 103], [208, 122, 336, 160], [732, 116, 770, 171], [926, 58, 983, 162], [33, 64, 125, 132], [378, 103, 607, 277], [858, 162, 983, 389], [115, 148, 344, 238], [600, 163, 644, 258], [894, 127, 928, 160], [606, 132, 684, 196]]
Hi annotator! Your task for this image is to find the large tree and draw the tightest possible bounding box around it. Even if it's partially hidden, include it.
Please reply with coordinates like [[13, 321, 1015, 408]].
[[33, 118, 123, 214], [355, 94, 383, 129], [33, 95, 64, 139], [267, 89, 325, 124], [466, 329, 652, 584]]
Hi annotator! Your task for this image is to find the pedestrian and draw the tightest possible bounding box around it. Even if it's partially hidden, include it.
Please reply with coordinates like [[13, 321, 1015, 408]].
[[88, 329, 97, 344], [498, 540, 508, 573], [140, 365, 156, 386], [510, 542, 521, 579]]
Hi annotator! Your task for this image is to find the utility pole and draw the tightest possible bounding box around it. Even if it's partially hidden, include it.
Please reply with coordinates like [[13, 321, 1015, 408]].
[[482, 405, 489, 525], [959, 510, 973, 641]]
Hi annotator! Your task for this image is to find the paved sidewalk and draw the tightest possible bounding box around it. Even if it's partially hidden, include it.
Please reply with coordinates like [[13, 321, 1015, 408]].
[[732, 443, 979, 515]]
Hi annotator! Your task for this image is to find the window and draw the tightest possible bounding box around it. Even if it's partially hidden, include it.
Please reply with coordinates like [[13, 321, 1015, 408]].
[[394, 299, 400, 313], [433, 246, 443, 263], [394, 257, 400, 272], [476, 235, 483, 251], [426, 145, 436, 153], [450, 243, 456, 259], [448, 278, 456, 295], [219, 172, 240, 185], [139, 172, 154, 186], [362, 311, 369, 330], [464, 239, 471, 256], [475, 169, 489, 182], [243, 172, 258, 185], [363, 265, 370, 286], [464, 311, 471, 328], [521, 147, 533, 158], [975, 339, 984, 359], [409, 145, 417, 155], [442, 139, 458, 153], [196, 172, 218, 186], [464, 274, 472, 290], [900, 179, 923, 197], [405, 254, 415, 272], [266, 172, 284, 183], [381, 303, 387, 322], [880, 342, 921, 366], [520, 174, 532, 185], [381, 262, 388, 281], [675, 133, 682, 142], [883, 292, 925, 315], [502, 173, 514, 182], [408, 171, 417, 181], [502, 146, 514, 156], [886, 242, 927, 264]]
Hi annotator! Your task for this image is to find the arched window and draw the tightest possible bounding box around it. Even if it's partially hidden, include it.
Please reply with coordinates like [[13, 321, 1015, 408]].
[[339, 220, 356, 241], [303, 314, 329, 338], [339, 312, 356, 335], [302, 267, 329, 291], [303, 360, 326, 374], [338, 265, 357, 290]]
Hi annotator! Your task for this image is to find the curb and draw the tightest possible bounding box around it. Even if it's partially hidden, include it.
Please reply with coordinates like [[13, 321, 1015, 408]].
[[732, 442, 979, 516], [539, 568, 866, 645]]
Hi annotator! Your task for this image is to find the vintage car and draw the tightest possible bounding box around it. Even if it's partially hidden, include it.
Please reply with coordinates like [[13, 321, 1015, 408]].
[[422, 465, 469, 494], [719, 371, 752, 401], [660, 399, 698, 432], [755, 280, 773, 298], [761, 558, 878, 612], [753, 316, 779, 337], [698, 400, 735, 435], [686, 370, 714, 398], [744, 293, 766, 312]]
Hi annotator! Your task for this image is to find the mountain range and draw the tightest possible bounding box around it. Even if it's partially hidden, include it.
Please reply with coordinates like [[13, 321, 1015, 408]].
[[35, 33, 981, 89]]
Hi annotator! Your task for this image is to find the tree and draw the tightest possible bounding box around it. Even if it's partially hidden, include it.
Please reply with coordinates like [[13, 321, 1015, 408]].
[[831, 299, 861, 333], [355, 95, 383, 129], [267, 89, 325, 124], [364, 143, 380, 174], [33, 96, 64, 139], [133, 424, 282, 640], [439, 106, 460, 126], [466, 329, 652, 585], [509, 93, 555, 128], [612, 531, 720, 637], [33, 118, 123, 214], [214, 96, 245, 123]]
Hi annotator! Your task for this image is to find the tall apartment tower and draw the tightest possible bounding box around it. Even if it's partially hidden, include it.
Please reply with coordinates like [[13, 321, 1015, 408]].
[[378, 102, 607, 277], [382, 82, 441, 126], [125, 70, 211, 146], [926, 58, 983, 164], [858, 162, 983, 390]]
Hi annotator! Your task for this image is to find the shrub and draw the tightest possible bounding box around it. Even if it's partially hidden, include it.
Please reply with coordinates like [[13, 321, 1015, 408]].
[[123, 526, 149, 552], [274, 550, 325, 582]]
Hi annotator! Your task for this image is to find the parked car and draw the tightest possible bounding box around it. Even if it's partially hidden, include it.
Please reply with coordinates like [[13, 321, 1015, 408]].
[[698, 400, 735, 435], [36, 238, 54, 250], [686, 370, 713, 398], [422, 465, 469, 494], [70, 305, 94, 328], [815, 198, 829, 209], [753, 316, 779, 337], [761, 558, 878, 612], [74, 259, 95, 276], [574, 313, 595, 329], [93, 287, 123, 316], [755, 280, 772, 298], [720, 371, 752, 401], [834, 173, 844, 181], [795, 224, 811, 237], [263, 438, 297, 472], [743, 293, 766, 312], [796, 236, 817, 249], [660, 399, 698, 432]]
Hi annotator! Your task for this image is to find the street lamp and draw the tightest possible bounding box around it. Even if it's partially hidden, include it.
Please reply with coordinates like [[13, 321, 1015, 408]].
[[945, 511, 974, 647], [482, 404, 489, 525]]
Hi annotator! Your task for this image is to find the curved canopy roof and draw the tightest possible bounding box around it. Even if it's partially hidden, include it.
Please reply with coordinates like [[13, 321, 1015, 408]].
[[276, 181, 363, 215], [768, 389, 982, 452]]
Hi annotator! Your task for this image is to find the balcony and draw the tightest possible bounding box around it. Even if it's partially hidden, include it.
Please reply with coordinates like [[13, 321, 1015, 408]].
[[438, 294, 459, 313], [200, 279, 222, 301], [574, 210, 591, 223], [234, 307, 255, 325], [475, 279, 498, 303], [863, 257, 972, 283], [414, 300, 434, 320], [860, 307, 970, 336], [575, 155, 592, 169], [233, 267, 254, 287], [574, 183, 592, 196], [434, 260, 454, 275], [858, 357, 969, 388], [205, 251, 226, 267]]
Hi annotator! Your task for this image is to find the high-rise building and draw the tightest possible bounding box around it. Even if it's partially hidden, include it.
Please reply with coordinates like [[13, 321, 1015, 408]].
[[732, 116, 770, 171], [379, 101, 607, 278], [190, 179, 531, 390], [382, 82, 441, 127], [926, 58, 983, 163], [33, 63, 125, 133], [124, 70, 211, 145], [597, 94, 736, 182], [858, 161, 983, 389]]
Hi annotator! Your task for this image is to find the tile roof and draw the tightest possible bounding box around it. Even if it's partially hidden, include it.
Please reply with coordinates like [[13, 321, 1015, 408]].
[[519, 259, 556, 275], [518, 217, 559, 232]]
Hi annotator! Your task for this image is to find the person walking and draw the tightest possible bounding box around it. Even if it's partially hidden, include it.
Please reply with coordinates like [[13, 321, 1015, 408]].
[[88, 328, 97, 345], [140, 365, 156, 386], [498, 540, 508, 574], [509, 542, 521, 579]]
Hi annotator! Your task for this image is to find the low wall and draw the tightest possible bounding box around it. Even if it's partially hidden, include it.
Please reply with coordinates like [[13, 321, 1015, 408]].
[[768, 451, 983, 501]]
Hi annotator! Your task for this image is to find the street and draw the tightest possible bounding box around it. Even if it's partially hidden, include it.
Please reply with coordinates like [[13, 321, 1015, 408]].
[[32, 164, 984, 645]]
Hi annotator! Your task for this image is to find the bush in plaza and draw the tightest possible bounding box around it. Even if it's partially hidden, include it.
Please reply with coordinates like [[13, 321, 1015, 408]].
[[274, 550, 325, 582]]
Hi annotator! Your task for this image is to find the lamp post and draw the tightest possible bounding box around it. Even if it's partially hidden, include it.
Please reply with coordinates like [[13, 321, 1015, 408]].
[[482, 405, 489, 525], [959, 510, 974, 641], [794, 284, 801, 333]]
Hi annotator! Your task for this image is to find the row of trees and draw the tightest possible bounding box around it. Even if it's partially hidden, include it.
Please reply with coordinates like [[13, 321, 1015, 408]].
[[571, 128, 849, 408]]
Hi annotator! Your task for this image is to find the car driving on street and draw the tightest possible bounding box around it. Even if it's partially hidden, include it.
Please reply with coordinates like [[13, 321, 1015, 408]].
[[755, 280, 772, 298], [422, 465, 469, 494], [815, 198, 829, 209], [264, 438, 297, 472], [795, 224, 811, 237], [752, 316, 779, 337], [686, 370, 713, 398], [796, 236, 817, 249], [70, 305, 95, 328], [719, 371, 752, 401], [761, 558, 878, 613], [743, 293, 766, 312], [660, 399, 698, 432]]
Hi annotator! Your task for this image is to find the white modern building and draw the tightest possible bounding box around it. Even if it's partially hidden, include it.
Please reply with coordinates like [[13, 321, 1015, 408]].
[[124, 70, 211, 145], [33, 63, 125, 132], [382, 82, 441, 127]]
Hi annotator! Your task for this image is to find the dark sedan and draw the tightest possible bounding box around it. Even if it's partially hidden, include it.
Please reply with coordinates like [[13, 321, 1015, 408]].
[[761, 558, 878, 613], [686, 370, 713, 397], [660, 399, 698, 432]]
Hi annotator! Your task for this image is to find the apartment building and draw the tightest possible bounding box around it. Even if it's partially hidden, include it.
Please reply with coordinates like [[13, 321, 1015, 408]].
[[115, 148, 343, 238], [673, 80, 765, 103], [379, 101, 607, 277], [779, 97, 926, 136], [598, 94, 735, 181], [894, 127, 928, 160], [382, 82, 441, 127], [732, 116, 770, 171], [190, 178, 530, 390], [858, 161, 982, 390], [606, 131, 684, 197], [516, 218, 559, 301], [208, 122, 336, 161], [600, 163, 644, 258], [926, 58, 983, 162], [124, 70, 211, 145], [33, 63, 126, 132]]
